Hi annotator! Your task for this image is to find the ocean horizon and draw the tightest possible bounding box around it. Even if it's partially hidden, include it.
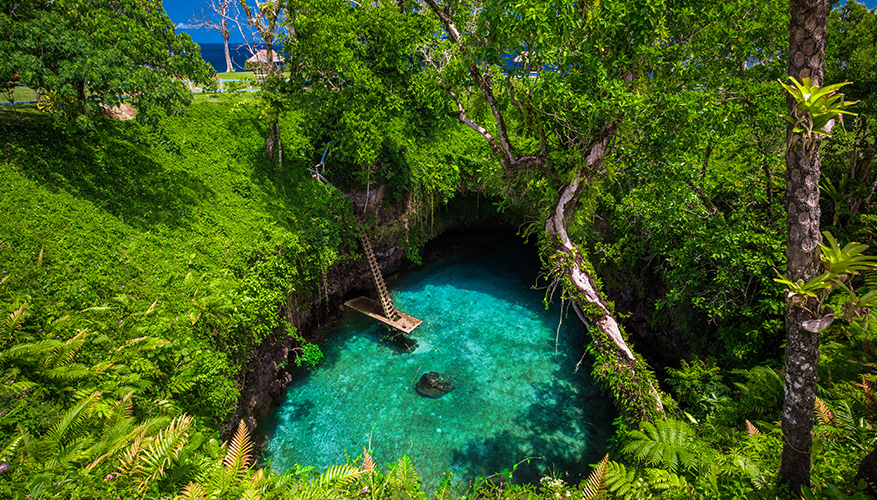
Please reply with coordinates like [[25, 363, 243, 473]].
[[197, 42, 266, 73]]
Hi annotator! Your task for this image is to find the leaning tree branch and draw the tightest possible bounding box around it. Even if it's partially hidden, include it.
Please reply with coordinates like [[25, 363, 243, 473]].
[[543, 118, 665, 420], [423, 0, 517, 171]]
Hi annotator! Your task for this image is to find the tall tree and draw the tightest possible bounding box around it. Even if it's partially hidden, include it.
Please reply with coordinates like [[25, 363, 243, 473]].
[[239, 0, 285, 161], [239, 0, 283, 77], [189, 0, 240, 73], [418, 0, 675, 420], [282, 0, 435, 178], [779, 0, 829, 492], [0, 0, 213, 127]]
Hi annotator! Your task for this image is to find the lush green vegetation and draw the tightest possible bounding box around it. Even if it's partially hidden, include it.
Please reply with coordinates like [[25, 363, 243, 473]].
[[4, 0, 877, 498]]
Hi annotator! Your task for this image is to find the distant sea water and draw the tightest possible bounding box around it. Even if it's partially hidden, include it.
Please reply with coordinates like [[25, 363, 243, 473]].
[[196, 42, 262, 73]]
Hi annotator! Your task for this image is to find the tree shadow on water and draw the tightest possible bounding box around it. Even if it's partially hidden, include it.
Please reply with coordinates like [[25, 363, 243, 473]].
[[450, 371, 616, 488]]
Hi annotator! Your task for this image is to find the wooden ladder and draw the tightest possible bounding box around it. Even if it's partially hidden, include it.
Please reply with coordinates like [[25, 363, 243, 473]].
[[358, 221, 399, 321]]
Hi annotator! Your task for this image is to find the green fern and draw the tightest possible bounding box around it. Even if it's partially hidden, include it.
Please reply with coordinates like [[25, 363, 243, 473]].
[[178, 482, 207, 500], [433, 472, 456, 500], [0, 433, 25, 462], [45, 363, 91, 381], [118, 414, 194, 491], [3, 301, 27, 347], [240, 468, 268, 500], [815, 396, 836, 426], [319, 464, 363, 487], [45, 390, 102, 452], [84, 393, 145, 471], [1, 380, 37, 395], [621, 419, 700, 473], [730, 450, 771, 489], [223, 420, 254, 482], [604, 460, 648, 500], [384, 455, 423, 499], [645, 467, 692, 492]]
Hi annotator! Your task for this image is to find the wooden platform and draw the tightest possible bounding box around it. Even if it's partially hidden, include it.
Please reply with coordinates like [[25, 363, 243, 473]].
[[343, 296, 422, 334]]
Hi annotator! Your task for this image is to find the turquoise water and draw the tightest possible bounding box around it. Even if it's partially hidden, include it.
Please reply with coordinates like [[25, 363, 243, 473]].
[[264, 237, 616, 489]]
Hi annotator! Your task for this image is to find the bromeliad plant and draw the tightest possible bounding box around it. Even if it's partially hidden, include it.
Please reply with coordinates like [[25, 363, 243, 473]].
[[779, 77, 858, 152], [774, 231, 877, 333]]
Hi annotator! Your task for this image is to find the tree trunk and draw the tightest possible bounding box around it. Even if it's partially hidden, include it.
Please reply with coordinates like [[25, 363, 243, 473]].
[[542, 123, 665, 421], [266, 120, 279, 161], [223, 31, 233, 73], [779, 0, 828, 493]]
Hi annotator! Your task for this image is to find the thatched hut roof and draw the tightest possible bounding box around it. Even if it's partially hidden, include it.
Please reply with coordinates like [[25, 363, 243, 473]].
[[246, 49, 284, 64]]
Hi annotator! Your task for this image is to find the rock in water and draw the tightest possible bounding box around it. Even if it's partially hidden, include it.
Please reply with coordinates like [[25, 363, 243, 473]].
[[415, 372, 455, 398]]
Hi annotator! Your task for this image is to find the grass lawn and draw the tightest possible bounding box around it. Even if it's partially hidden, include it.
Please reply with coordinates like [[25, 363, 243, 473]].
[[215, 71, 256, 80], [1, 85, 42, 104]]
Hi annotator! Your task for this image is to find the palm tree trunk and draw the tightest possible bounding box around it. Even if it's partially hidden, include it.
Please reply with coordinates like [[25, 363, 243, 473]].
[[779, 0, 828, 492]]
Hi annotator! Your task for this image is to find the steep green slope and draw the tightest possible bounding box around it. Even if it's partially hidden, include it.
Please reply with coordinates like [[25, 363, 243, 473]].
[[0, 96, 352, 427]]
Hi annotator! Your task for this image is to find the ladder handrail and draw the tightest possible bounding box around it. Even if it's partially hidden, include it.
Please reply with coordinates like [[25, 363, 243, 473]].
[[358, 220, 399, 321]]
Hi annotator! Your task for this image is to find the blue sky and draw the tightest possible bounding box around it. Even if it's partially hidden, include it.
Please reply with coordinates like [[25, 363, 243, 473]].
[[164, 0, 877, 45], [164, 1, 247, 44]]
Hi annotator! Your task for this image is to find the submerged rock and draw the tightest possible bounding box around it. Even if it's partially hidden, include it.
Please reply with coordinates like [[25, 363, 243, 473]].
[[416, 371, 455, 398]]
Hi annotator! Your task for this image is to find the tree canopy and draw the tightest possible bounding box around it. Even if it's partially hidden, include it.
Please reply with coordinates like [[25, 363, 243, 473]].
[[0, 0, 214, 127]]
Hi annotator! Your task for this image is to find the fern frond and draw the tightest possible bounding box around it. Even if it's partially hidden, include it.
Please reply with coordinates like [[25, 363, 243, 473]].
[[582, 454, 609, 499], [48, 328, 88, 368], [320, 464, 363, 487], [84, 395, 140, 471], [46, 390, 101, 448], [622, 420, 699, 473], [1, 380, 37, 395], [645, 467, 692, 492], [433, 472, 456, 500], [815, 397, 835, 426], [0, 434, 24, 461], [833, 399, 857, 432], [44, 363, 91, 381], [857, 375, 877, 420], [49, 435, 93, 470], [223, 420, 253, 479], [745, 420, 761, 435], [111, 391, 135, 421], [119, 336, 170, 354], [152, 399, 180, 415], [3, 338, 62, 362], [118, 435, 147, 474], [732, 452, 770, 489], [167, 378, 195, 395], [44, 314, 72, 337], [362, 447, 375, 474], [241, 468, 267, 500], [179, 482, 207, 500], [134, 414, 194, 490], [3, 302, 27, 344], [241, 488, 263, 500], [604, 461, 645, 500]]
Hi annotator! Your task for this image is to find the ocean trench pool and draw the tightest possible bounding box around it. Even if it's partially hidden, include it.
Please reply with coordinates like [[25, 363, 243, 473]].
[[263, 235, 616, 490]]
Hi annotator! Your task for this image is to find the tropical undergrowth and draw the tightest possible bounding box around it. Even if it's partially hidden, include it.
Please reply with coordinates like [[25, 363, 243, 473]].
[[0, 95, 357, 428]]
